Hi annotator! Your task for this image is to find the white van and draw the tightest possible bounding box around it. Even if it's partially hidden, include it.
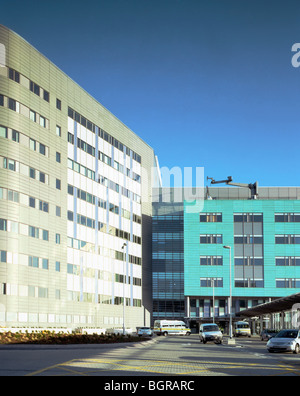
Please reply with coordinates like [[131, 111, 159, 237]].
[[153, 320, 191, 336], [234, 321, 251, 337]]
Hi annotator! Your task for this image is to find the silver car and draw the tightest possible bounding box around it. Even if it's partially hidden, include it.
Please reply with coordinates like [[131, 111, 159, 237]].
[[137, 327, 153, 337], [199, 323, 223, 344], [267, 329, 300, 354]]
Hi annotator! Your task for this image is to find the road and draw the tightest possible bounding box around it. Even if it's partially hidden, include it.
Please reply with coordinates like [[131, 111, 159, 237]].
[[0, 334, 299, 378]]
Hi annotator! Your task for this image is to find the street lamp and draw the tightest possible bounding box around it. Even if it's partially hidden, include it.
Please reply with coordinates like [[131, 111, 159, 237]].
[[223, 245, 233, 339], [122, 242, 127, 336]]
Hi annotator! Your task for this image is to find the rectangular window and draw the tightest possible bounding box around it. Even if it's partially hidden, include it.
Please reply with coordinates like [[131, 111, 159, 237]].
[[12, 130, 19, 142], [39, 143, 46, 155], [29, 110, 36, 122], [200, 213, 222, 222], [43, 90, 49, 102], [56, 98, 61, 110], [39, 116, 46, 128], [8, 98, 16, 111], [56, 125, 61, 137], [55, 261, 60, 272], [0, 126, 7, 138], [56, 179, 61, 190], [29, 168, 36, 179], [42, 230, 49, 241], [39, 172, 45, 183], [56, 233, 61, 244], [56, 206, 61, 217], [0, 219, 7, 231], [42, 258, 48, 270], [29, 226, 39, 239], [56, 152, 61, 163], [0, 251, 7, 263], [29, 197, 35, 208]]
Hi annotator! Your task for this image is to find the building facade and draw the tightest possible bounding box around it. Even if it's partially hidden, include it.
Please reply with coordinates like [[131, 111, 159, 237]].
[[0, 25, 156, 330], [153, 187, 300, 330]]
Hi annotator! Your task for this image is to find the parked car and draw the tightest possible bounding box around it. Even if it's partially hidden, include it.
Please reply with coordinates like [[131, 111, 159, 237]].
[[267, 329, 300, 354], [261, 329, 278, 341], [233, 321, 251, 337], [137, 327, 153, 337], [199, 323, 223, 344]]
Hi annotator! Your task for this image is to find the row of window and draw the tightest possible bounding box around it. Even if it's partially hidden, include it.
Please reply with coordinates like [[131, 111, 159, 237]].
[[199, 277, 300, 289], [199, 212, 300, 223], [68, 132, 141, 184], [0, 218, 61, 244], [67, 236, 141, 265], [0, 94, 49, 128], [66, 263, 141, 286], [67, 210, 141, 244], [67, 184, 141, 224], [199, 233, 300, 244], [68, 107, 141, 164], [68, 158, 141, 204]]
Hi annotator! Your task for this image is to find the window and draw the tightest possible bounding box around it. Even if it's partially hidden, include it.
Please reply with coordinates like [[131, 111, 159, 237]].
[[67, 211, 74, 221], [9, 68, 20, 83], [200, 256, 223, 266], [29, 226, 39, 239], [39, 116, 46, 128], [0, 126, 7, 138], [56, 125, 61, 137], [42, 230, 49, 241], [29, 168, 36, 179], [0, 95, 3, 106], [0, 219, 7, 231], [200, 234, 223, 244], [56, 179, 61, 190], [42, 258, 48, 270], [30, 138, 36, 151], [39, 200, 48, 213], [29, 110, 36, 122], [43, 90, 49, 102], [56, 98, 61, 110], [56, 206, 61, 217], [29, 197, 35, 208], [275, 235, 300, 244], [39, 143, 46, 155], [56, 233, 61, 244], [67, 132, 74, 144], [39, 172, 45, 183], [56, 152, 61, 163], [275, 213, 300, 222], [8, 98, 16, 111], [0, 251, 6, 263], [29, 256, 39, 268], [30, 81, 40, 96], [4, 158, 16, 171], [12, 130, 19, 142], [55, 261, 60, 272], [200, 213, 222, 222]]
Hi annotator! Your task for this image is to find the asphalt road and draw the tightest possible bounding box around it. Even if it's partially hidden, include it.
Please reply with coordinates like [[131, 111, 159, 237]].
[[0, 334, 299, 378]]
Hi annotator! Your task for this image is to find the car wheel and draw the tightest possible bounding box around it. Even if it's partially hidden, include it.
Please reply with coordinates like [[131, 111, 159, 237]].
[[163, 331, 168, 337], [186, 332, 191, 336], [293, 344, 299, 354]]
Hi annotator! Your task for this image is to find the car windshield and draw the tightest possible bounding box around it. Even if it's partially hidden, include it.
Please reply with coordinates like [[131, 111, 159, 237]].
[[237, 324, 249, 328], [203, 325, 219, 332], [275, 330, 298, 339]]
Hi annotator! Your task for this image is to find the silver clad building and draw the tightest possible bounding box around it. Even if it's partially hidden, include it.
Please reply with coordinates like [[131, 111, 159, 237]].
[[0, 25, 157, 330]]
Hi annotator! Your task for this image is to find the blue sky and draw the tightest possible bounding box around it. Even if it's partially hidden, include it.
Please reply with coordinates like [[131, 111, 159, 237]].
[[2, 0, 300, 187]]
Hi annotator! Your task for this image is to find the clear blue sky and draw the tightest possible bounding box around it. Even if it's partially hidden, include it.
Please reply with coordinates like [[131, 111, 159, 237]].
[[2, 0, 300, 187]]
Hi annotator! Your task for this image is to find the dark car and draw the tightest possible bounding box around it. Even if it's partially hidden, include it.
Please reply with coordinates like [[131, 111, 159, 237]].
[[261, 329, 278, 341]]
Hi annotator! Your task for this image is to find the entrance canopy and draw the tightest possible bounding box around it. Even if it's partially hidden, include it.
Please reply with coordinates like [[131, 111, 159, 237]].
[[236, 293, 300, 318]]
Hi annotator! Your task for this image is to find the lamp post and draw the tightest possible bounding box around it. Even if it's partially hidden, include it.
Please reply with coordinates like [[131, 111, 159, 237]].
[[122, 242, 127, 336], [223, 245, 233, 339]]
